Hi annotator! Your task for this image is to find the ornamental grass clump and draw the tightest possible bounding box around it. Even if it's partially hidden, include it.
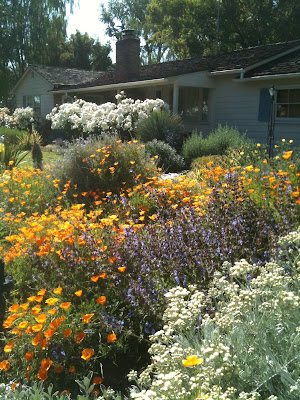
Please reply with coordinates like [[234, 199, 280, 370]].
[[145, 140, 185, 172], [129, 227, 300, 400], [51, 135, 158, 199]]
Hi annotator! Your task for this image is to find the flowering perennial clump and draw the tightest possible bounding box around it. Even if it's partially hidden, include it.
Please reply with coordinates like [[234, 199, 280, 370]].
[[46, 94, 167, 138], [129, 227, 300, 400]]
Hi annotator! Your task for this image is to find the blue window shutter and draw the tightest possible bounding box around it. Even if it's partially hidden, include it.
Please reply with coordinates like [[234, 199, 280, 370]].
[[258, 88, 272, 122]]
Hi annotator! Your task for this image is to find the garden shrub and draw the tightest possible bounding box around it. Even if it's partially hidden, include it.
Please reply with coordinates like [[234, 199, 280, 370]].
[[46, 95, 167, 140], [129, 227, 300, 400], [145, 140, 185, 173], [51, 135, 158, 198], [182, 125, 248, 167], [135, 110, 185, 152]]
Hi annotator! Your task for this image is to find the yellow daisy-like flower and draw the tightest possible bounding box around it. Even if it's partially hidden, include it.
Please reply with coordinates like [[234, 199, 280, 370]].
[[182, 355, 203, 367]]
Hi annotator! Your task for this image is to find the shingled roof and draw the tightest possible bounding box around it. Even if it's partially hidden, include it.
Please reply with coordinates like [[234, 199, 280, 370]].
[[30, 39, 300, 92], [30, 65, 104, 88]]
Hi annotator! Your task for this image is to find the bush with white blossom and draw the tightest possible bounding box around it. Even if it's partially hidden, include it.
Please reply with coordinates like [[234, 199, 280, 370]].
[[46, 92, 168, 139], [127, 227, 300, 400], [0, 108, 14, 128], [12, 107, 34, 130]]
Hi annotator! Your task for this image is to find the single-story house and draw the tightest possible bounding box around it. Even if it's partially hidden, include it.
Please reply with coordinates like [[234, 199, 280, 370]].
[[12, 30, 300, 145]]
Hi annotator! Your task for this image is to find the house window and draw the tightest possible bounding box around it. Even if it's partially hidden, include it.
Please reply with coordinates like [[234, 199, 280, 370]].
[[276, 89, 300, 118], [178, 87, 209, 122], [23, 95, 41, 116]]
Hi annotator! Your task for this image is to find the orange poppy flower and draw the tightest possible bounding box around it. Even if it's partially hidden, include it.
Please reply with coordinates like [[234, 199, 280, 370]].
[[20, 303, 29, 311], [37, 289, 46, 296], [18, 321, 28, 330], [35, 296, 44, 303], [32, 332, 43, 346], [26, 325, 34, 335], [32, 324, 43, 332], [82, 314, 94, 323], [282, 151, 293, 160], [44, 328, 56, 338], [0, 360, 10, 371], [91, 273, 107, 282], [81, 348, 94, 361], [48, 308, 57, 315], [63, 329, 72, 338], [118, 267, 126, 273], [74, 331, 86, 343], [35, 313, 47, 324], [45, 298, 58, 306], [69, 366, 75, 373], [11, 382, 19, 391], [37, 368, 48, 381], [41, 358, 52, 371], [53, 287, 62, 295], [9, 304, 19, 313], [107, 333, 116, 343], [11, 328, 21, 337], [27, 296, 36, 302], [31, 305, 41, 315], [3, 314, 18, 328], [75, 290, 82, 297], [4, 340, 14, 352], [60, 302, 71, 310], [93, 376, 103, 385], [54, 365, 63, 373], [97, 296, 106, 305], [24, 352, 34, 362]]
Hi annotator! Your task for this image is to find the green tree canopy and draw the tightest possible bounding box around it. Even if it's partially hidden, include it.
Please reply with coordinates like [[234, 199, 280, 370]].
[[101, 0, 300, 62], [59, 31, 112, 70]]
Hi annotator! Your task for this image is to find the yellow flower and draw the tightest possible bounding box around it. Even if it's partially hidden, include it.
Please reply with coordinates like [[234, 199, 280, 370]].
[[182, 355, 203, 367], [282, 151, 293, 160]]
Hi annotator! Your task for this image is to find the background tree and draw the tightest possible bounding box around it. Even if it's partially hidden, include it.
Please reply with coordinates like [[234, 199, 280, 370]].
[[100, 0, 167, 63], [59, 30, 112, 70]]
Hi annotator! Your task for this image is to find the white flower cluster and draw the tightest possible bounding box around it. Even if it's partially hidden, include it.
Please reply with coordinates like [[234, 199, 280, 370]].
[[128, 228, 300, 400], [0, 107, 14, 128], [47, 95, 168, 135], [12, 107, 34, 130]]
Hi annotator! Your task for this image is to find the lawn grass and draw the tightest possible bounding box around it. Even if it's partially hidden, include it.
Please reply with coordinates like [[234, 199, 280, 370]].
[[19, 147, 62, 168]]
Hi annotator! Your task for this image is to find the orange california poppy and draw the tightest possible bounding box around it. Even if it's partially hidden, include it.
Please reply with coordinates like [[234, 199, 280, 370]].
[[32, 324, 43, 332], [63, 328, 72, 338], [35, 314, 47, 324], [37, 289, 46, 296], [81, 348, 94, 361], [37, 368, 48, 381], [69, 366, 76, 373], [118, 267, 126, 273], [41, 358, 52, 371], [282, 151, 293, 160], [97, 296, 106, 305], [24, 352, 34, 362], [4, 340, 14, 352], [0, 360, 10, 371], [3, 314, 18, 328], [82, 314, 94, 323], [93, 376, 103, 385], [9, 304, 19, 313], [60, 302, 71, 310], [32, 332, 43, 346], [35, 296, 44, 303], [27, 296, 36, 302], [54, 365, 63, 373], [53, 287, 62, 295], [48, 308, 57, 315], [18, 321, 28, 330], [107, 333, 116, 343], [20, 303, 29, 311], [45, 297, 58, 306], [44, 328, 56, 338], [31, 306, 41, 316], [75, 290, 82, 297], [74, 331, 86, 343]]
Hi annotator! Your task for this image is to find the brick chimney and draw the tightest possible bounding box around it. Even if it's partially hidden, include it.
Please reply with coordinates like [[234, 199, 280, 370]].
[[116, 29, 140, 81]]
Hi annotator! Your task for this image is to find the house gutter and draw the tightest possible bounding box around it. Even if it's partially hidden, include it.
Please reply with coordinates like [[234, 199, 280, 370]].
[[233, 72, 300, 82], [50, 77, 175, 94], [209, 69, 243, 76]]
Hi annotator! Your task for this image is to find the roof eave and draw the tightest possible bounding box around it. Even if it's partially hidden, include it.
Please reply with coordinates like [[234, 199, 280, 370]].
[[233, 72, 300, 82], [50, 77, 177, 93], [209, 68, 243, 76]]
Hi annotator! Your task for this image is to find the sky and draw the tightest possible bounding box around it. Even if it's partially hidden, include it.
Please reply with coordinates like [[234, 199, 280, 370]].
[[66, 0, 116, 62]]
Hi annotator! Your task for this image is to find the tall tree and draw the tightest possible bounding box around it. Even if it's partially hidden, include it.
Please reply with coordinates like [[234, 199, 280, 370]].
[[59, 31, 112, 70], [100, 0, 167, 64]]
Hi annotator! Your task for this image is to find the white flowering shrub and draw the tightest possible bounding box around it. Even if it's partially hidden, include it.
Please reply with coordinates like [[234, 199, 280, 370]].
[[46, 93, 168, 139], [12, 107, 34, 130], [0, 108, 14, 128], [128, 227, 300, 400]]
